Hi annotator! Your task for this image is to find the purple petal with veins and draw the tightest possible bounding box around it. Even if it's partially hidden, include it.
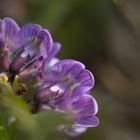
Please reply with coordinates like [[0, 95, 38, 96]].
[[10, 24, 53, 73], [0, 17, 20, 51]]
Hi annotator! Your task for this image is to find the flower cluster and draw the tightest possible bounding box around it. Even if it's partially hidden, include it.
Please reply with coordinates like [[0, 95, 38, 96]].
[[0, 17, 99, 136]]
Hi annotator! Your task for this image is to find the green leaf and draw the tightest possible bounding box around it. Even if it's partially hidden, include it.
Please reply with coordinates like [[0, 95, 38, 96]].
[[0, 126, 9, 140], [33, 111, 73, 140], [0, 79, 38, 140], [7, 117, 17, 140]]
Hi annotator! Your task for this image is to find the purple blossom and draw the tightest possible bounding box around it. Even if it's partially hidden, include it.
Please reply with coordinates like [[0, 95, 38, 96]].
[[34, 59, 99, 136], [0, 17, 99, 136], [0, 17, 53, 75]]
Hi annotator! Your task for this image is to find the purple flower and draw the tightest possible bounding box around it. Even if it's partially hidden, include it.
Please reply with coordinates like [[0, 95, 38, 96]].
[[0, 17, 99, 136], [0, 17, 53, 76], [34, 59, 99, 136]]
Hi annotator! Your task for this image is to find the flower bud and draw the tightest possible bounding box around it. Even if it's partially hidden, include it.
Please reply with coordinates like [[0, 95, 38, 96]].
[[0, 34, 9, 71], [10, 49, 29, 73]]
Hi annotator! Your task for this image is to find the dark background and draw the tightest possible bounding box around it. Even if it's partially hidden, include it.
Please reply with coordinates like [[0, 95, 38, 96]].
[[0, 0, 140, 140]]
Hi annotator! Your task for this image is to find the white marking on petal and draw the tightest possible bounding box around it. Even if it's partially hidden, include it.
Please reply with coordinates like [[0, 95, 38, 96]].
[[50, 85, 60, 92]]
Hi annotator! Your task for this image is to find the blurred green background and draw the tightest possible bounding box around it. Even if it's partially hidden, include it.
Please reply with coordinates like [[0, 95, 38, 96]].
[[0, 0, 140, 140]]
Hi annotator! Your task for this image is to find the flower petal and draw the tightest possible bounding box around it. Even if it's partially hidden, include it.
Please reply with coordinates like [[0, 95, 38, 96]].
[[70, 94, 99, 127], [0, 17, 20, 50], [75, 69, 94, 92], [45, 42, 61, 66], [50, 59, 94, 94], [0, 33, 9, 71], [43, 42, 61, 73], [10, 25, 53, 73], [71, 94, 98, 116], [19, 23, 42, 43], [60, 125, 87, 136], [55, 94, 99, 128], [48, 43, 61, 61], [19, 24, 53, 57], [75, 116, 99, 127], [52, 59, 85, 76]]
